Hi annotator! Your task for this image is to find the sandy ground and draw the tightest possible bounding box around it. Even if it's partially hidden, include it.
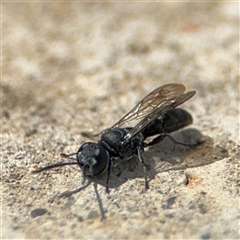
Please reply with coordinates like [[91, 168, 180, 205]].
[[2, 2, 239, 239]]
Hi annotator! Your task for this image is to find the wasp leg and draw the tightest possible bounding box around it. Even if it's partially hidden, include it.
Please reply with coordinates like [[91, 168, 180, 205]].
[[145, 134, 167, 146], [105, 158, 112, 193], [137, 146, 149, 190], [146, 133, 197, 147]]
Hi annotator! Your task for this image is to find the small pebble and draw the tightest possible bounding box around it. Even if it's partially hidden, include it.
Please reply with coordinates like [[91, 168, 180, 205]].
[[31, 208, 48, 218]]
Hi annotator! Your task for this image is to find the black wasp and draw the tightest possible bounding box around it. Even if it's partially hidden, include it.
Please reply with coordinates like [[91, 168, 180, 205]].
[[34, 83, 196, 193]]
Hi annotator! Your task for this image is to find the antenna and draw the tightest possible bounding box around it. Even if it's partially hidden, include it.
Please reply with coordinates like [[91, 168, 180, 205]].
[[32, 152, 78, 173]]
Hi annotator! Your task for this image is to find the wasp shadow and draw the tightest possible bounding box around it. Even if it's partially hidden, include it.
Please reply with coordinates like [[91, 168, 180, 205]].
[[146, 128, 229, 175]]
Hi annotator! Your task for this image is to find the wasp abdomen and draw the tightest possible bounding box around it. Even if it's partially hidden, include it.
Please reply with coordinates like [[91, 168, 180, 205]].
[[142, 108, 193, 138]]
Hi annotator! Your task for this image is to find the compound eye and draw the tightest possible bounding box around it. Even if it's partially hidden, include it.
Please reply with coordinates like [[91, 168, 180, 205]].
[[77, 142, 110, 176]]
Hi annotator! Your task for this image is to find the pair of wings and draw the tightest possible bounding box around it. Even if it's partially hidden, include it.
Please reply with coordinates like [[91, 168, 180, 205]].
[[112, 83, 196, 143]]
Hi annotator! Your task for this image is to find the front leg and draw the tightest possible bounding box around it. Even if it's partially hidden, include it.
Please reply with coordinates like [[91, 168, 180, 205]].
[[137, 146, 149, 190]]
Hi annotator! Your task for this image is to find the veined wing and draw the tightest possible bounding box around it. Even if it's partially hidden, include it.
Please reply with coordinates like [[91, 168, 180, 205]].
[[112, 83, 196, 144]]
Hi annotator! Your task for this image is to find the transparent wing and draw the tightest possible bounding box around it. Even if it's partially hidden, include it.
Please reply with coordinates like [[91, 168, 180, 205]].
[[112, 83, 196, 144]]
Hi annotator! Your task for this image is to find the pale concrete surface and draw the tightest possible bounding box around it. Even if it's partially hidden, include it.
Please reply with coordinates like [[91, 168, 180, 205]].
[[2, 2, 239, 239]]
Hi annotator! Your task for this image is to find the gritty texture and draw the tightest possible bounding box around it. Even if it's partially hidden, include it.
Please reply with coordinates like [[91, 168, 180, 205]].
[[2, 2, 239, 240]]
